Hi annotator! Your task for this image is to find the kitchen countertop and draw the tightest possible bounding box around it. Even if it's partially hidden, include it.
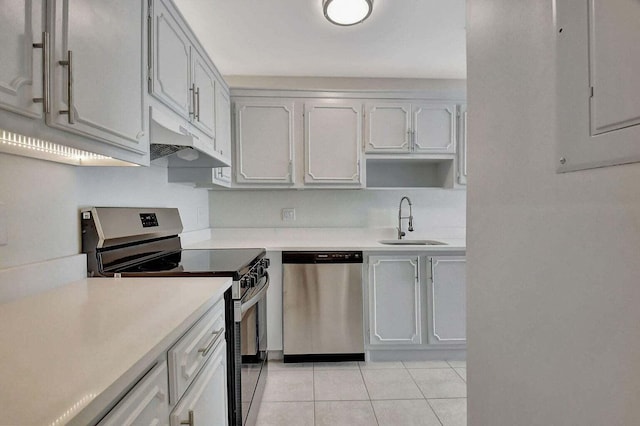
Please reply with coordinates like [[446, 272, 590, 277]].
[[186, 227, 466, 252], [0, 276, 232, 426]]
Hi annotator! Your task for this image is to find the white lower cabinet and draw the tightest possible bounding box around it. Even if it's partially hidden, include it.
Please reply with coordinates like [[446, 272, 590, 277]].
[[96, 298, 228, 426], [368, 255, 422, 345], [98, 361, 169, 426], [366, 253, 466, 351], [170, 341, 228, 426], [428, 256, 466, 344]]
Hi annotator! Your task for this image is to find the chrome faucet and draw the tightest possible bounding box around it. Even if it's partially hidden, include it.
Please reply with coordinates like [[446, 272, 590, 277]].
[[397, 196, 414, 239]]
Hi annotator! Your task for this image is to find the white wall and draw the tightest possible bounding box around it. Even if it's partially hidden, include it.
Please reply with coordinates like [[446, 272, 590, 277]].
[[0, 153, 210, 270], [209, 188, 466, 231], [467, 2, 640, 425]]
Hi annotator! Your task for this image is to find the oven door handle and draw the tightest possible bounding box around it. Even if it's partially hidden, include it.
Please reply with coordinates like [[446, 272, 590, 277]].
[[241, 272, 270, 315]]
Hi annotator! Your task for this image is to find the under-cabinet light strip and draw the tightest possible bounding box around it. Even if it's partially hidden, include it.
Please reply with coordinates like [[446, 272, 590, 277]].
[[0, 129, 112, 161]]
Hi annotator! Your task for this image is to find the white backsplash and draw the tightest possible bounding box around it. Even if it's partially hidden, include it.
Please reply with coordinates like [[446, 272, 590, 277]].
[[209, 188, 466, 231]]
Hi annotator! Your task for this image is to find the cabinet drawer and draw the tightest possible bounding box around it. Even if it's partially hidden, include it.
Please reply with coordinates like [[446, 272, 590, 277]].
[[98, 361, 169, 426], [170, 341, 228, 426], [168, 299, 225, 404]]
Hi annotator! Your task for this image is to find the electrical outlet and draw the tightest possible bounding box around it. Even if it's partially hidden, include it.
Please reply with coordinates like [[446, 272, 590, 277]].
[[0, 202, 7, 246], [282, 208, 296, 222]]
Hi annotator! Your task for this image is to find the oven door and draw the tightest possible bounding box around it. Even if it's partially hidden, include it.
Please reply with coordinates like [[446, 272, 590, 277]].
[[230, 273, 269, 426]]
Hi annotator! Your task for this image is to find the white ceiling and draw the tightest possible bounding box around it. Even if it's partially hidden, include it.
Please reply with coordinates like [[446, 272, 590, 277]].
[[173, 0, 467, 79]]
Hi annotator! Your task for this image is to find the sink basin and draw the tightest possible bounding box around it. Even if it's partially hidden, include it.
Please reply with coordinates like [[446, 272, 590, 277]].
[[378, 239, 447, 246]]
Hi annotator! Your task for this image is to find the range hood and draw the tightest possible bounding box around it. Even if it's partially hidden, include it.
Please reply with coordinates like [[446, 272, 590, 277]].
[[149, 107, 228, 168]]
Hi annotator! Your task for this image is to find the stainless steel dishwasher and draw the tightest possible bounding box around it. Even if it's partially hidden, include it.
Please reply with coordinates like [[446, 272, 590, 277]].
[[282, 251, 364, 362]]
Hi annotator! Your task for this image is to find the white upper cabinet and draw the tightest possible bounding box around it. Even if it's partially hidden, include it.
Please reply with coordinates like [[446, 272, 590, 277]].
[[48, 0, 147, 155], [412, 102, 457, 154], [0, 0, 45, 119], [215, 83, 231, 163], [304, 100, 362, 186], [235, 100, 295, 184], [364, 102, 412, 153], [428, 256, 466, 344], [191, 50, 216, 140], [150, 0, 191, 120], [457, 105, 467, 185], [365, 101, 457, 154], [556, 0, 640, 171]]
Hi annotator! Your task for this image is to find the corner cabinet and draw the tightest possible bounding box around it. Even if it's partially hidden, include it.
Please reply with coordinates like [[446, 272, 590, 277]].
[[368, 255, 422, 346], [234, 100, 295, 185], [428, 256, 466, 344], [304, 101, 363, 186]]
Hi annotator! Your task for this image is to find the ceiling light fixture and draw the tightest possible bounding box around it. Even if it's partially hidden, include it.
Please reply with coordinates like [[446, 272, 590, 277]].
[[323, 0, 373, 26]]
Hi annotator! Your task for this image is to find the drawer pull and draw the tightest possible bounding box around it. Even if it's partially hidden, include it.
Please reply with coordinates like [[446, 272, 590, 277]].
[[197, 328, 223, 357], [180, 410, 194, 425]]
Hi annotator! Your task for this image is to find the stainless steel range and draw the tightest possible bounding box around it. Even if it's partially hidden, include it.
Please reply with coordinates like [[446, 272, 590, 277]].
[[81, 207, 269, 426]]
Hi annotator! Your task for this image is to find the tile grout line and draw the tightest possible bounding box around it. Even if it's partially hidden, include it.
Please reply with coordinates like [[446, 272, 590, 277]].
[[359, 362, 381, 426], [312, 363, 316, 426], [425, 398, 446, 426], [406, 365, 445, 426]]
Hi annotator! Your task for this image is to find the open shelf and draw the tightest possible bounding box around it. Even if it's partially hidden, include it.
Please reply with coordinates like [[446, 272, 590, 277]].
[[365, 157, 455, 189]]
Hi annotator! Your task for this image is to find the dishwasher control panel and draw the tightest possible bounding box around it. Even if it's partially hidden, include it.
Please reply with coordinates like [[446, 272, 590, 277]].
[[282, 251, 363, 264]]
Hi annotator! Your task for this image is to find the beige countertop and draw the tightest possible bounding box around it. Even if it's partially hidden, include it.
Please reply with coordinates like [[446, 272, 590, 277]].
[[0, 276, 231, 426], [186, 227, 466, 253]]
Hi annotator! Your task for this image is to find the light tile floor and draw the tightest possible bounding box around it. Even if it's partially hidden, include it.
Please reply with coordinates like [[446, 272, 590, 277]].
[[256, 360, 466, 426]]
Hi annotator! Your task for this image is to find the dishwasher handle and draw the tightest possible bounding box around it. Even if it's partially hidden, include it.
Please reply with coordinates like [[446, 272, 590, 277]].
[[282, 251, 363, 264]]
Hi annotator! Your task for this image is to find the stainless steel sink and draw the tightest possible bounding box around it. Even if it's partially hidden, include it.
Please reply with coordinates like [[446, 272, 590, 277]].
[[378, 239, 447, 246]]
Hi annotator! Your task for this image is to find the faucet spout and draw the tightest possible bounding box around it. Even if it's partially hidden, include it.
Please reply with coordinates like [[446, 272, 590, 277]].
[[398, 196, 414, 239]]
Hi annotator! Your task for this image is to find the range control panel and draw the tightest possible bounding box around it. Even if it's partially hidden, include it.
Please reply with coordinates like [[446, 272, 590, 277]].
[[139, 213, 159, 228]]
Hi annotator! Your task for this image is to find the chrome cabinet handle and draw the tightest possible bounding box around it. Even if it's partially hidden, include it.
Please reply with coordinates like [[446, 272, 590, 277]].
[[32, 32, 50, 113], [195, 87, 200, 121], [58, 50, 74, 124], [189, 84, 196, 118], [197, 327, 223, 357], [180, 410, 194, 426]]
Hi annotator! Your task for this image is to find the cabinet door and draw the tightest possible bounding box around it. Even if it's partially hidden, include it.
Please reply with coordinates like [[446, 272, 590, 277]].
[[368, 256, 422, 345], [0, 0, 45, 119], [215, 83, 231, 164], [304, 101, 362, 185], [412, 103, 457, 154], [170, 341, 228, 426], [429, 256, 466, 344], [98, 361, 169, 426], [457, 105, 467, 185], [49, 0, 147, 154], [191, 49, 215, 140], [151, 0, 191, 120], [364, 102, 412, 153], [235, 100, 294, 184], [212, 167, 231, 187]]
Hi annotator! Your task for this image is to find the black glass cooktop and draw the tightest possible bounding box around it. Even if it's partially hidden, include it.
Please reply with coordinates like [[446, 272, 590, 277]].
[[114, 248, 265, 280]]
